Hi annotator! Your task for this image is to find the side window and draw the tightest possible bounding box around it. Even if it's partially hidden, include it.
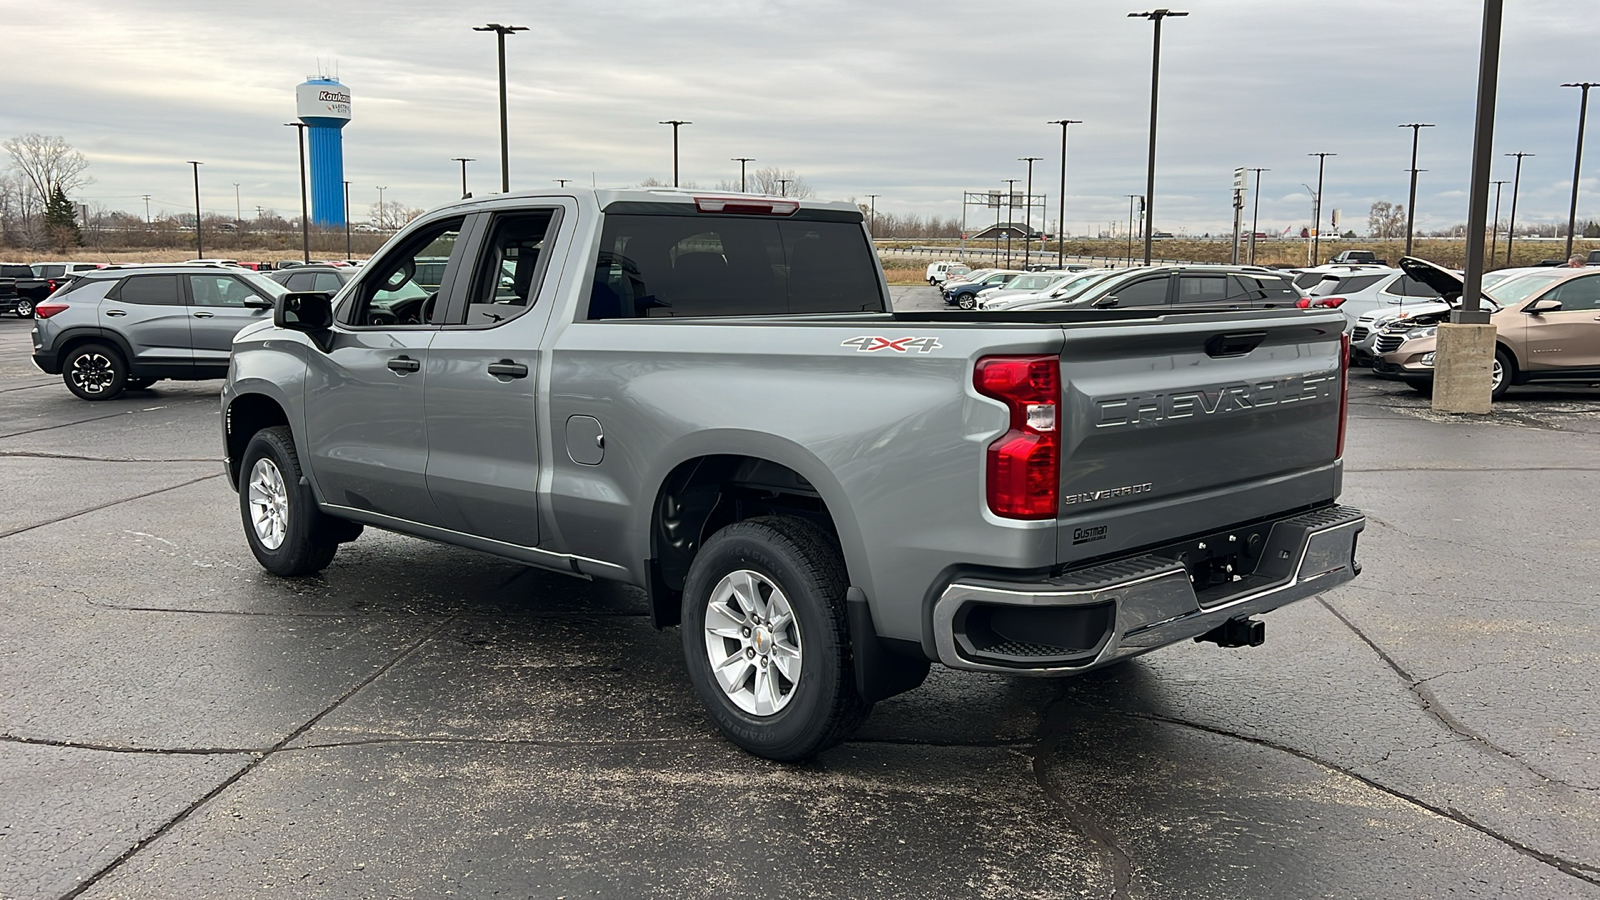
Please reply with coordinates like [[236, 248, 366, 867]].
[[1108, 276, 1170, 307], [1383, 274, 1440, 298], [313, 273, 344, 293], [1176, 275, 1228, 305], [35, 265, 65, 278], [348, 218, 464, 327], [188, 275, 256, 307], [113, 274, 181, 305], [285, 272, 316, 291], [1546, 276, 1600, 311], [457, 211, 556, 326]]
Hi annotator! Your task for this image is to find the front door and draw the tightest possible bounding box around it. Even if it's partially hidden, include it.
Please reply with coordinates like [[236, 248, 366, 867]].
[[184, 272, 274, 375], [100, 273, 193, 376], [424, 207, 565, 546], [302, 217, 466, 524], [1524, 274, 1600, 370]]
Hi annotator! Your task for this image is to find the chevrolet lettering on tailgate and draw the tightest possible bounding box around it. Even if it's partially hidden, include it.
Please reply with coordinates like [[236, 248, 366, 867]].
[[1094, 371, 1336, 429]]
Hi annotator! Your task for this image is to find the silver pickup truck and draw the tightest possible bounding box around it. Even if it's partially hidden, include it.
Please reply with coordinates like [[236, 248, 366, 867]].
[[221, 189, 1363, 760]]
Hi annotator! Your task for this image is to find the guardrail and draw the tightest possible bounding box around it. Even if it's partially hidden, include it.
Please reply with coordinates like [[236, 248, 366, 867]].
[[875, 244, 1200, 268]]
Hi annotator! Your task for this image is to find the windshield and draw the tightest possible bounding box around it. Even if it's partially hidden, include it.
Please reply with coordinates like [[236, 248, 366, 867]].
[[1487, 271, 1566, 307], [997, 273, 1064, 292], [239, 271, 289, 298]]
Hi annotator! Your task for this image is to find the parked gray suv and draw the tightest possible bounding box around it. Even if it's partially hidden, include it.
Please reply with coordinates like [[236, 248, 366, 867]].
[[30, 264, 284, 400]]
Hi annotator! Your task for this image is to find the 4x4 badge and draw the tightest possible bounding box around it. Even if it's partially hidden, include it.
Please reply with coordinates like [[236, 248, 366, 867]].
[[841, 336, 942, 353]]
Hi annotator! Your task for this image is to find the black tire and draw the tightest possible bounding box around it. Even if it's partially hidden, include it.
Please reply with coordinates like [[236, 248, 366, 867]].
[[681, 516, 870, 761], [956, 292, 977, 310], [238, 426, 340, 577], [1491, 348, 1513, 401], [16, 298, 34, 318], [62, 343, 127, 400], [125, 377, 157, 390], [1404, 379, 1433, 397]]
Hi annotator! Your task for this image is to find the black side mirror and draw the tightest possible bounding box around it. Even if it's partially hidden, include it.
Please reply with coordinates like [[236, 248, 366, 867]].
[[275, 291, 334, 331], [1525, 297, 1562, 315], [242, 296, 274, 310]]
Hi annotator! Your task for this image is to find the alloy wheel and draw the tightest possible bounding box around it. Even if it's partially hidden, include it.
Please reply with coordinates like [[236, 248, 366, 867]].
[[1491, 358, 1504, 392], [702, 569, 804, 716], [69, 353, 116, 394], [247, 457, 290, 550], [16, 299, 33, 318]]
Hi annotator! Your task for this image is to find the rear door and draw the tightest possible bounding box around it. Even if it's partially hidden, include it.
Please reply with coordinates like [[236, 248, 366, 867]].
[[1055, 311, 1345, 562], [101, 274, 193, 375]]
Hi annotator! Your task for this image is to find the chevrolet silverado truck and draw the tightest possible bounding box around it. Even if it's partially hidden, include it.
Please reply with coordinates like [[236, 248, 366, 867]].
[[221, 189, 1364, 760]]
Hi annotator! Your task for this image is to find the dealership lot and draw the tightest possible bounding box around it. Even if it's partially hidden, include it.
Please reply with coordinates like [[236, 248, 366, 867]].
[[3, 302, 1600, 899]]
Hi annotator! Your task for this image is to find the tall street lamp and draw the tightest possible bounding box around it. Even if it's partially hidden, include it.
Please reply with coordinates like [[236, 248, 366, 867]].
[[1247, 167, 1269, 264], [1399, 123, 1435, 257], [1561, 82, 1598, 259], [1003, 178, 1020, 268], [777, 178, 791, 197], [285, 122, 310, 263], [1129, 8, 1187, 265], [1125, 194, 1142, 264], [232, 182, 241, 224], [343, 180, 352, 261], [1019, 156, 1042, 268], [452, 157, 475, 199], [732, 157, 754, 192], [474, 24, 527, 193], [659, 120, 691, 187], [554, 179, 572, 187], [1308, 152, 1335, 265], [186, 160, 203, 258], [1048, 119, 1082, 268], [1504, 151, 1533, 264], [376, 185, 387, 230], [866, 194, 879, 236], [1489, 179, 1506, 263]]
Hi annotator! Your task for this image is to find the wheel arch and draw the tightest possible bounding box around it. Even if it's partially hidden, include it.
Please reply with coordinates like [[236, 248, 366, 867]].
[[55, 328, 133, 370], [224, 392, 292, 491], [1495, 340, 1525, 384]]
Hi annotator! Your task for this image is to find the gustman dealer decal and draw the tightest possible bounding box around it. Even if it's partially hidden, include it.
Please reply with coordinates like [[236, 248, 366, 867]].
[[841, 336, 942, 353]]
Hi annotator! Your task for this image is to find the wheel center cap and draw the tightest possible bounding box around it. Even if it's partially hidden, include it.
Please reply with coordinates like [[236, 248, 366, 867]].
[[753, 626, 772, 655]]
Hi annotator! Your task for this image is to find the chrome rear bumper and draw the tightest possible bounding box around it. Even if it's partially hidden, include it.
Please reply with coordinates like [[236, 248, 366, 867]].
[[933, 505, 1365, 674]]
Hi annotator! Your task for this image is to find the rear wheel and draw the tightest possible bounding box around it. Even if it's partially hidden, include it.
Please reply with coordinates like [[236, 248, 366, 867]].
[[239, 426, 342, 577], [63, 343, 127, 400], [681, 516, 870, 761], [16, 298, 34, 318]]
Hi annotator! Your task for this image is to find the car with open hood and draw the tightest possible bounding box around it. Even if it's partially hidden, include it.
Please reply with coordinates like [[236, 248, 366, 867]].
[[1374, 258, 1600, 399]]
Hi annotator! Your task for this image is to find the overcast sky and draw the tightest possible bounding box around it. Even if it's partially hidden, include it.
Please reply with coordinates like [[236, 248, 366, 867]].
[[4, 0, 1598, 235]]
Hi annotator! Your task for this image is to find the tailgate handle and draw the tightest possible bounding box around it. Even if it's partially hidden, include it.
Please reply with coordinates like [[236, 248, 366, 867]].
[[1205, 331, 1267, 358]]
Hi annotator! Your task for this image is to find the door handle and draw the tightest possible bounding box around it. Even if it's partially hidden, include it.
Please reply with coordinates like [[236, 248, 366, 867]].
[[487, 360, 528, 379], [192, 310, 215, 318], [104, 309, 127, 317], [386, 356, 421, 373]]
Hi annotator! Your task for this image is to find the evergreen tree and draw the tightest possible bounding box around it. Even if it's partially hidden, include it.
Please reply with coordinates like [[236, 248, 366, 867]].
[[1584, 219, 1600, 239], [44, 184, 81, 246]]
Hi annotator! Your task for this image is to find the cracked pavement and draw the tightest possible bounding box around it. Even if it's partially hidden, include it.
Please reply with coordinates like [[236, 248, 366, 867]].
[[2, 297, 1599, 899]]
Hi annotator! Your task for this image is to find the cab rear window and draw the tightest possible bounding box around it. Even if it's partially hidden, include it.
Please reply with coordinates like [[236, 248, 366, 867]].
[[588, 213, 884, 319]]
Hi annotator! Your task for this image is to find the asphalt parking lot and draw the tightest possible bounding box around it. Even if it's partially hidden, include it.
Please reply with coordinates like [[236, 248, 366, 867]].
[[4, 294, 1600, 899]]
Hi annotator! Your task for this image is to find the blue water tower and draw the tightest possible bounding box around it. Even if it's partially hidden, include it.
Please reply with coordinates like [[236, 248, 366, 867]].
[[295, 77, 352, 227]]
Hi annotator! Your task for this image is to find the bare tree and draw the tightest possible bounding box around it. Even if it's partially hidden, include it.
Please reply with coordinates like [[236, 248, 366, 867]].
[[1368, 201, 1406, 239], [3, 133, 91, 205], [738, 167, 814, 199]]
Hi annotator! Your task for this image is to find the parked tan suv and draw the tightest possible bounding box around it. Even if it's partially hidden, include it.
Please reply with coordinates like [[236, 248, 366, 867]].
[[1375, 260, 1600, 399]]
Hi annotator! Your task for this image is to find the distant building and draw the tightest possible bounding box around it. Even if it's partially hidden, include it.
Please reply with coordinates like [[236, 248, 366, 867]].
[[968, 222, 1042, 241]]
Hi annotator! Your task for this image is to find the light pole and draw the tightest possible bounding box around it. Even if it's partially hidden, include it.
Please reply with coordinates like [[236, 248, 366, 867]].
[[1399, 123, 1434, 257], [343, 180, 351, 261], [376, 185, 387, 230], [1003, 178, 1020, 268], [474, 23, 527, 193], [1246, 167, 1269, 264], [659, 120, 691, 186], [1019, 156, 1042, 268], [186, 161, 203, 258], [554, 179, 572, 187], [1048, 119, 1082, 268], [866, 194, 879, 236], [1129, 8, 1187, 265], [142, 194, 151, 224], [1490, 179, 1507, 263], [732, 157, 754, 192], [777, 178, 792, 197], [1504, 151, 1533, 264], [1125, 194, 1140, 264], [1308, 152, 1335, 265], [285, 122, 310, 263], [1561, 82, 1598, 259], [452, 157, 475, 199], [232, 182, 241, 224]]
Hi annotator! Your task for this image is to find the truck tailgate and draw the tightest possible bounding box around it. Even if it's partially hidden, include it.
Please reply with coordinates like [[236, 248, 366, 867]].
[[1056, 311, 1345, 564]]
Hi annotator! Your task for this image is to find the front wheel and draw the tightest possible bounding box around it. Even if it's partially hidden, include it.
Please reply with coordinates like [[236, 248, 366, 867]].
[[956, 293, 977, 310], [681, 516, 870, 761], [239, 426, 341, 577], [16, 298, 34, 318], [1491, 348, 1512, 401]]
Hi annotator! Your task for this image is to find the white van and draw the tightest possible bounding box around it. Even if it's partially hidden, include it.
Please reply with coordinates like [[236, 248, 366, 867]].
[[925, 261, 970, 285]]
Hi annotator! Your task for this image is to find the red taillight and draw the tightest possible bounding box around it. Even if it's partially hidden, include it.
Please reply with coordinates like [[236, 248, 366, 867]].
[[34, 302, 69, 319], [1313, 296, 1347, 308], [46, 278, 60, 293], [974, 355, 1060, 519], [1337, 332, 1350, 458], [1295, 297, 1311, 308], [693, 196, 800, 216]]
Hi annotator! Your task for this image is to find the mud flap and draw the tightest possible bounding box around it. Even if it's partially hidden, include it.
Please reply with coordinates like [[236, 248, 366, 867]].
[[847, 587, 930, 703]]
